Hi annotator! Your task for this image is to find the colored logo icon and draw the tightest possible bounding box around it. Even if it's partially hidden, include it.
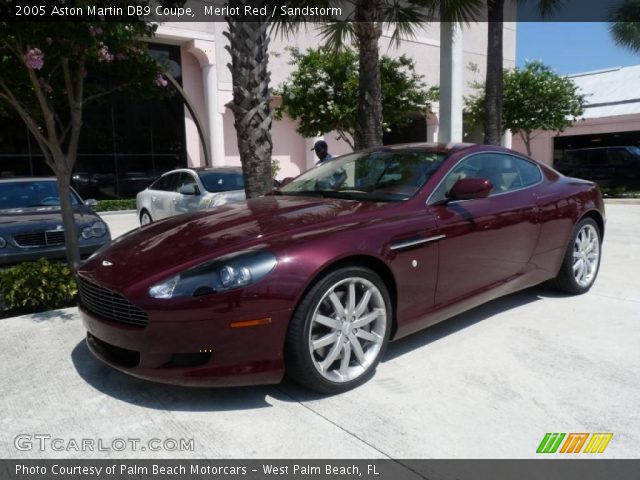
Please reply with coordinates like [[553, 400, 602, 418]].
[[536, 433, 613, 454]]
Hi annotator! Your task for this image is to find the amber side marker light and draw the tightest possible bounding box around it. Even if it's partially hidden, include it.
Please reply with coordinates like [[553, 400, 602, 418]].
[[229, 317, 272, 328]]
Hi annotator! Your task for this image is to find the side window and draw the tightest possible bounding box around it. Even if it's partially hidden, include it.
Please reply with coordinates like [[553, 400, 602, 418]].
[[608, 148, 632, 167], [514, 157, 542, 187], [176, 172, 197, 191], [150, 173, 177, 191], [431, 153, 542, 203]]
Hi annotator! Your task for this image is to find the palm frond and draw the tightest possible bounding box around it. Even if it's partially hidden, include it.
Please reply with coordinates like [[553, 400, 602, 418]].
[[608, 0, 640, 52], [317, 21, 356, 51], [535, 0, 565, 17], [412, 0, 484, 24], [610, 21, 640, 52], [383, 0, 431, 48]]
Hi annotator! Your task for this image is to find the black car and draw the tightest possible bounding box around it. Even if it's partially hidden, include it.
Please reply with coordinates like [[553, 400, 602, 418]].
[[0, 178, 111, 266], [555, 146, 640, 189]]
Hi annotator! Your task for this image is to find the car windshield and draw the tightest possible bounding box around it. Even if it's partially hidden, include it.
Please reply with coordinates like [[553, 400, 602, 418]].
[[0, 181, 80, 209], [198, 171, 244, 193], [280, 149, 448, 202]]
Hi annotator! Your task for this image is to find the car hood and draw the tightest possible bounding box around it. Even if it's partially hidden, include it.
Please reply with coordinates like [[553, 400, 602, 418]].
[[81, 195, 389, 288], [0, 205, 103, 230]]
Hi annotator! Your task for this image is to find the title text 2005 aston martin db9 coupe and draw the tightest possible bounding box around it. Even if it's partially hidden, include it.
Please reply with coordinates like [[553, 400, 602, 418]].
[[78, 144, 605, 393]]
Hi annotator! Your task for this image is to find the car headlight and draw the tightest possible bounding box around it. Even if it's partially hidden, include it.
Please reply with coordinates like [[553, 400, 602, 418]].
[[148, 250, 278, 299], [0, 236, 6, 249], [81, 221, 107, 239]]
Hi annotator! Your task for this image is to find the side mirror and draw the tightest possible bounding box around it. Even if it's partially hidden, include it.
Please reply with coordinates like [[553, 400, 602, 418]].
[[448, 178, 492, 201], [84, 198, 98, 207], [178, 185, 198, 196]]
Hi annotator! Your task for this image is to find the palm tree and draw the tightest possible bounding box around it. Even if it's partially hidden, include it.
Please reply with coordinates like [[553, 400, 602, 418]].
[[483, 0, 561, 145], [309, 0, 483, 150], [225, 1, 274, 198], [484, 0, 503, 145], [609, 1, 640, 53]]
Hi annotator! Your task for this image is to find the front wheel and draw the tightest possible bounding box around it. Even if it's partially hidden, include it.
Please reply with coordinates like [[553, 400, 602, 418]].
[[285, 266, 391, 394], [140, 210, 152, 226], [551, 217, 602, 295]]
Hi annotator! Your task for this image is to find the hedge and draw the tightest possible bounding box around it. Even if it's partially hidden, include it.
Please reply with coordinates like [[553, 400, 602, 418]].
[[93, 199, 137, 212], [0, 258, 77, 314]]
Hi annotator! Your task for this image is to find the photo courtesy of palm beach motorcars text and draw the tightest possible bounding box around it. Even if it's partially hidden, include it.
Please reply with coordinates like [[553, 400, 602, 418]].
[[12, 461, 378, 478]]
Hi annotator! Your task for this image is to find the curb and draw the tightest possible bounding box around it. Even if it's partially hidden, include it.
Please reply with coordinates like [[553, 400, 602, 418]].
[[96, 209, 137, 216], [603, 198, 640, 205]]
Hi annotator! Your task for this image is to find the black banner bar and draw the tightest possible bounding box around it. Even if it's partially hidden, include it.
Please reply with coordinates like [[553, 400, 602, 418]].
[[0, 0, 635, 23], [2, 460, 640, 480]]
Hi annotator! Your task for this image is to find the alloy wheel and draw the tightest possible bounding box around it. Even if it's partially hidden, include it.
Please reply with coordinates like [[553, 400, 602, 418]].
[[572, 224, 600, 288], [308, 277, 387, 383]]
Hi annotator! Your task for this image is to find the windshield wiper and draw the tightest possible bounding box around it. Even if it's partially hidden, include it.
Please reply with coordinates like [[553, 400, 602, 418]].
[[279, 190, 330, 197]]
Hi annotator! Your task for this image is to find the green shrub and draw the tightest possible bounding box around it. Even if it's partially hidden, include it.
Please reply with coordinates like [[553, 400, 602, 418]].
[[94, 199, 137, 212], [600, 186, 640, 198], [0, 258, 77, 312]]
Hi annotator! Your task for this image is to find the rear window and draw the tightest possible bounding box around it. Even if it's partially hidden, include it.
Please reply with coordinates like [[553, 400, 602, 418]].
[[198, 171, 244, 193]]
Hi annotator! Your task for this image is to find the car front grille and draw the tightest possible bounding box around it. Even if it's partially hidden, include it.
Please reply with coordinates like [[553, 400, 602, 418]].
[[77, 276, 148, 327], [13, 230, 65, 247]]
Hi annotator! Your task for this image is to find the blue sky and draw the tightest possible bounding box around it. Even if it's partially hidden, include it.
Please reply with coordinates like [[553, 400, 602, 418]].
[[516, 23, 640, 75]]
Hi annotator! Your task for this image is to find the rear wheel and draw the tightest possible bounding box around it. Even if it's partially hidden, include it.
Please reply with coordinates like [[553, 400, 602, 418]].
[[551, 217, 602, 295], [285, 266, 391, 394], [140, 210, 152, 226]]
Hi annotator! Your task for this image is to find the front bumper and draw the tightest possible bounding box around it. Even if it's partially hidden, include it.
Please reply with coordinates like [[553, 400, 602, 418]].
[[80, 302, 292, 387], [0, 243, 106, 266]]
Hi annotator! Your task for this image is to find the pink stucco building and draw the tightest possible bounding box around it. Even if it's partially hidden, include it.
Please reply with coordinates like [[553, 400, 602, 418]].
[[511, 65, 640, 167], [155, 21, 517, 179]]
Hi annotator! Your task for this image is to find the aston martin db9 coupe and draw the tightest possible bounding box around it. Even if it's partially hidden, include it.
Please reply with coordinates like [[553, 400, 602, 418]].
[[78, 143, 605, 393]]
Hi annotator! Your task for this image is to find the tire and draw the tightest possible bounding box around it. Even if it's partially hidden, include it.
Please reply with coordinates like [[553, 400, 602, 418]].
[[550, 217, 602, 295], [285, 266, 392, 394], [140, 210, 152, 226]]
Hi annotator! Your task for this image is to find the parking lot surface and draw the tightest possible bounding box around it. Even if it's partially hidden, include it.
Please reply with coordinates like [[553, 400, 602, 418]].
[[1, 205, 638, 459]]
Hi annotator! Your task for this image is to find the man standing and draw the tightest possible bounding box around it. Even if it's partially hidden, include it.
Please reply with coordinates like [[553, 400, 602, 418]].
[[312, 140, 333, 165]]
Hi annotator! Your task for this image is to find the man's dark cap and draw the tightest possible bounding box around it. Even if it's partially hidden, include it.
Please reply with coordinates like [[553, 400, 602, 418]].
[[311, 140, 328, 151]]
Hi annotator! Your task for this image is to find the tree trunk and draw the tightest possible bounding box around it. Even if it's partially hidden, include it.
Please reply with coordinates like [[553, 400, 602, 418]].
[[55, 168, 81, 271], [484, 0, 504, 145], [224, 2, 274, 198], [522, 132, 532, 156], [354, 0, 383, 150]]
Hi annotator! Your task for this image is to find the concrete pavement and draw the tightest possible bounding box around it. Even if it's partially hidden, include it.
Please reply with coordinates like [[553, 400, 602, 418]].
[[1, 205, 638, 459]]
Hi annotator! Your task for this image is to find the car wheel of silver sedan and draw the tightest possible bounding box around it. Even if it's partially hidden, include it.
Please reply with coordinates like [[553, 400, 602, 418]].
[[140, 210, 152, 226], [285, 266, 391, 394], [551, 217, 602, 295]]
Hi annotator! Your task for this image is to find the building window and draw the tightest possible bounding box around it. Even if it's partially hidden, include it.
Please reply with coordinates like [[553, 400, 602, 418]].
[[0, 43, 186, 200]]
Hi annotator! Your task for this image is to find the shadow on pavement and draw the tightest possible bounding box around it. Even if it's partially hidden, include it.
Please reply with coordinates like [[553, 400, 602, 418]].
[[384, 285, 566, 361], [30, 308, 77, 322], [71, 340, 274, 411], [72, 285, 571, 406], [276, 285, 570, 402]]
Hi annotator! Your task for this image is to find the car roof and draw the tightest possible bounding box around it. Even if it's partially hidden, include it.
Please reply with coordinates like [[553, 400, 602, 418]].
[[0, 177, 56, 183], [161, 167, 242, 176], [344, 142, 477, 155]]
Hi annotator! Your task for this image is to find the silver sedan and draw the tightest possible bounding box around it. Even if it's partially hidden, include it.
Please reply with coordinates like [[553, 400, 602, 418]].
[[136, 167, 246, 225]]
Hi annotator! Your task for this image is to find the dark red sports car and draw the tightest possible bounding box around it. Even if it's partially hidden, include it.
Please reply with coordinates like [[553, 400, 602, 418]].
[[78, 143, 605, 393]]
